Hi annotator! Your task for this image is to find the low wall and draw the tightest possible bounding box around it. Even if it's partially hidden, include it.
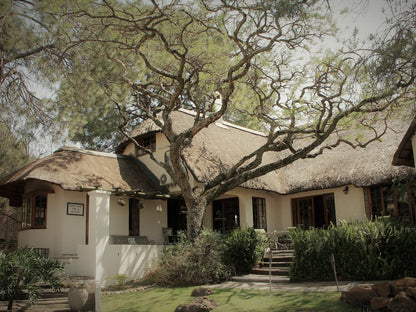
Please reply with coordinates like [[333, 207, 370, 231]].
[[63, 244, 164, 285]]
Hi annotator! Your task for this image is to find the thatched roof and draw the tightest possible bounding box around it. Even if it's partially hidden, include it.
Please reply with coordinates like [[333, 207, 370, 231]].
[[0, 147, 162, 206], [119, 109, 416, 194], [392, 117, 416, 167]]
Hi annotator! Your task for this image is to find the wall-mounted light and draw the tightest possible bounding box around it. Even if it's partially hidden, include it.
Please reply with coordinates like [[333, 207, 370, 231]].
[[117, 198, 126, 206], [156, 204, 163, 212], [343, 186, 349, 195], [138, 200, 144, 209]]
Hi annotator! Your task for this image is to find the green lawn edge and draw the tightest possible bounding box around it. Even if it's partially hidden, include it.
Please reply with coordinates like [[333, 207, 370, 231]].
[[102, 286, 360, 312]]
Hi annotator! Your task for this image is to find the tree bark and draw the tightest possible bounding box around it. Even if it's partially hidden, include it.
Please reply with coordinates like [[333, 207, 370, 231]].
[[186, 196, 208, 241]]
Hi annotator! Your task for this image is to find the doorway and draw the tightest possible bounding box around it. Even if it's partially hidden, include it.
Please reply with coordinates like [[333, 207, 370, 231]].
[[167, 199, 187, 235], [292, 194, 336, 229], [129, 199, 140, 236]]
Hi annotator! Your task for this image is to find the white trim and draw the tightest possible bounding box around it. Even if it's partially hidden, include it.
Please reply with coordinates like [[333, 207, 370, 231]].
[[178, 108, 266, 137]]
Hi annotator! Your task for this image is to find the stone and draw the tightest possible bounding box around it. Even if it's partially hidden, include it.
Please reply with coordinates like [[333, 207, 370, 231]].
[[391, 277, 416, 296], [387, 292, 416, 312], [373, 281, 391, 297], [370, 296, 390, 311], [191, 287, 215, 297], [341, 285, 376, 306], [406, 287, 416, 299], [175, 297, 218, 312], [67, 287, 88, 312]]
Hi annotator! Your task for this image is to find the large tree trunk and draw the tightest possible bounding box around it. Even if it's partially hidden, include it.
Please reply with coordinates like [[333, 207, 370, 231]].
[[186, 197, 208, 241]]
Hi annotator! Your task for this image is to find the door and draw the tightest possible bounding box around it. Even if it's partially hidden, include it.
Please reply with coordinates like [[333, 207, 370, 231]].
[[292, 194, 336, 229], [167, 199, 187, 235], [129, 199, 140, 236], [213, 197, 240, 234]]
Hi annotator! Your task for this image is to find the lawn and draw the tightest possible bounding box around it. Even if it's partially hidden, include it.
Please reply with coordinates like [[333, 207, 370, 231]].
[[102, 286, 360, 312]]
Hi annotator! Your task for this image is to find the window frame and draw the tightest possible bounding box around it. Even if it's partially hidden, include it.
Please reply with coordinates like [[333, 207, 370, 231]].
[[135, 133, 156, 156], [365, 184, 414, 223], [22, 192, 48, 230]]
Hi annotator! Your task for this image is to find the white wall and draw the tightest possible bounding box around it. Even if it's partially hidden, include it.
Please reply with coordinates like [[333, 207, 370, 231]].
[[202, 187, 280, 233], [19, 182, 87, 258], [65, 244, 163, 284], [64, 190, 164, 284], [140, 200, 167, 244], [109, 196, 129, 236]]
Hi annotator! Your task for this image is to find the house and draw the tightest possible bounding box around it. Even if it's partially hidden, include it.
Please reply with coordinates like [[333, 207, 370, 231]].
[[0, 109, 415, 283]]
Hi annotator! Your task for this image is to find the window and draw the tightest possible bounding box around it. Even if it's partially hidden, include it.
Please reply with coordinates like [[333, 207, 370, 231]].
[[252, 197, 267, 231], [213, 198, 240, 234], [136, 133, 156, 156], [365, 185, 414, 223], [22, 193, 47, 229], [292, 193, 336, 229]]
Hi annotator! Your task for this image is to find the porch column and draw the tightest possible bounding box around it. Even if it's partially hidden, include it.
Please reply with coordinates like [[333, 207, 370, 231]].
[[88, 190, 111, 282]]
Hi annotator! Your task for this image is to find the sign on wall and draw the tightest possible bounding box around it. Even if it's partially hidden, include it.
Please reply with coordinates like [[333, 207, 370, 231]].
[[67, 203, 84, 216]]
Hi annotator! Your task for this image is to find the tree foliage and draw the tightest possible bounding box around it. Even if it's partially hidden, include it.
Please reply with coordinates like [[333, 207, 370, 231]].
[[0, 247, 63, 311], [48, 0, 415, 239], [1, 1, 415, 240], [0, 0, 59, 154]]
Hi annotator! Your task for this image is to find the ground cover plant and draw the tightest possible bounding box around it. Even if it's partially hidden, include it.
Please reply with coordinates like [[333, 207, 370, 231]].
[[290, 218, 416, 281], [102, 286, 360, 312]]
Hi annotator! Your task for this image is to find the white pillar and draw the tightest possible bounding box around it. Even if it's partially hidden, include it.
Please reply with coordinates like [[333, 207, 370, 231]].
[[88, 190, 111, 283]]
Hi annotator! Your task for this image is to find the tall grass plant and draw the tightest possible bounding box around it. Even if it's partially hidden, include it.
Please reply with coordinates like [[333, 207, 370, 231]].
[[290, 219, 416, 281]]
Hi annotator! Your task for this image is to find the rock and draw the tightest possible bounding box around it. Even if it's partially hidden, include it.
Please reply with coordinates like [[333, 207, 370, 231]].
[[341, 285, 376, 306], [67, 287, 88, 312], [370, 296, 390, 311], [406, 287, 416, 300], [391, 277, 416, 296], [174, 297, 218, 312], [373, 281, 391, 297], [387, 292, 416, 312], [191, 287, 215, 297]]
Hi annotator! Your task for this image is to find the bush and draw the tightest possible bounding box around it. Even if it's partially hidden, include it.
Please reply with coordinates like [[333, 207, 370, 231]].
[[0, 248, 64, 310], [223, 227, 269, 275], [289, 219, 416, 281], [142, 230, 231, 287]]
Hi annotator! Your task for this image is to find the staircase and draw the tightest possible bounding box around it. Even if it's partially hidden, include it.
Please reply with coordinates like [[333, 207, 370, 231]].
[[251, 249, 294, 277]]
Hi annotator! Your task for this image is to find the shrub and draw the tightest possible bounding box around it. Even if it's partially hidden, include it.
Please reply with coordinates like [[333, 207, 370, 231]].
[[0, 247, 64, 310], [289, 219, 416, 281], [142, 230, 231, 287], [223, 227, 269, 275]]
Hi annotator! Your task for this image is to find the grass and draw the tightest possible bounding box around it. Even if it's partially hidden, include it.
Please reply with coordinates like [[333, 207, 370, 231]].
[[102, 286, 360, 312]]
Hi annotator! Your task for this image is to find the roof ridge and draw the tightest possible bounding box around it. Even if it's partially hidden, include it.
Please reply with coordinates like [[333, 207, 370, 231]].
[[177, 108, 266, 137], [56, 146, 130, 159]]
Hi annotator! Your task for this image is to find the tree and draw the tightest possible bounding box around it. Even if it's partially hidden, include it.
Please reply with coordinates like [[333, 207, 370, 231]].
[[7, 0, 413, 240], [0, 0, 59, 154], [0, 247, 63, 311], [0, 123, 33, 250]]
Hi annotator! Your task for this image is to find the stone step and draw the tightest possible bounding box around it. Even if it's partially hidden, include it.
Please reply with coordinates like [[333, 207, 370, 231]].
[[263, 255, 293, 262], [231, 274, 291, 283], [251, 267, 290, 276], [259, 261, 292, 267]]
